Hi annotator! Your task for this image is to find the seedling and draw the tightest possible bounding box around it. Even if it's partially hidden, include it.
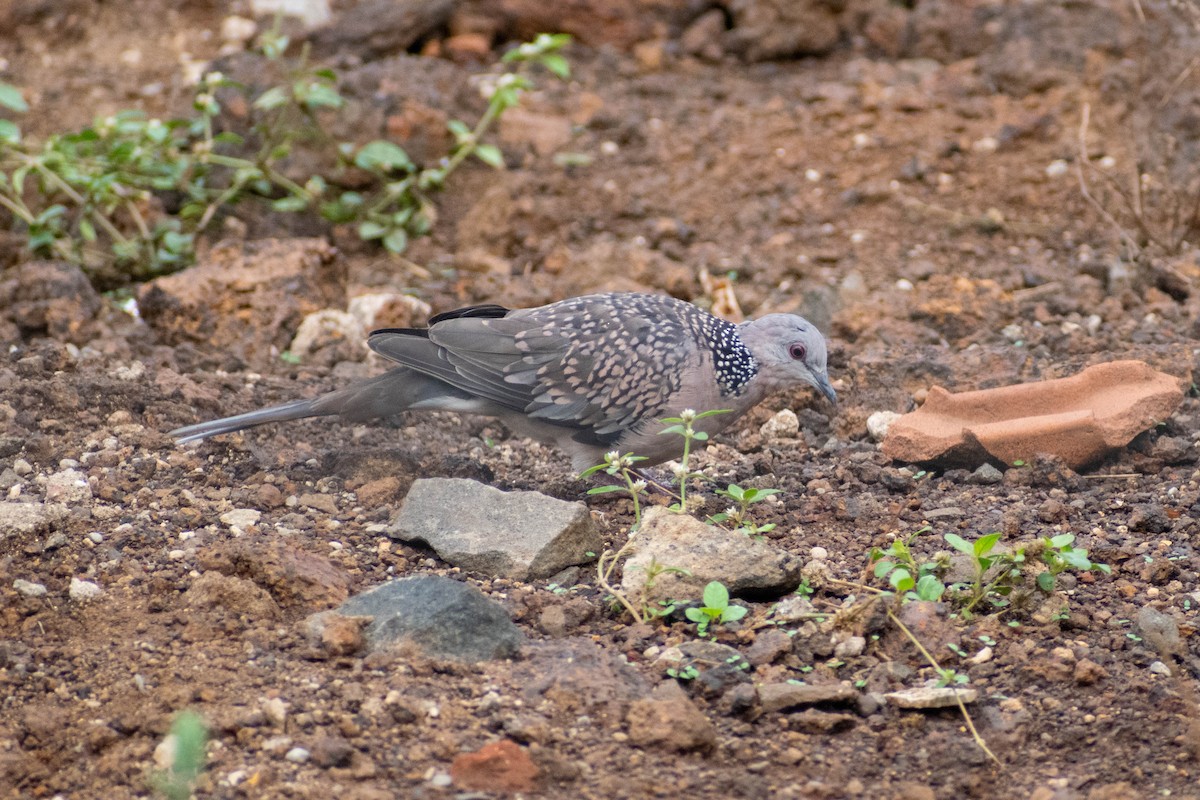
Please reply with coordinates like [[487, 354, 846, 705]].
[[666, 664, 699, 681], [710, 483, 781, 536], [870, 526, 946, 602], [1036, 533, 1111, 591], [685, 580, 747, 636], [659, 408, 730, 513], [944, 531, 1025, 615], [581, 450, 649, 525], [150, 710, 208, 800]]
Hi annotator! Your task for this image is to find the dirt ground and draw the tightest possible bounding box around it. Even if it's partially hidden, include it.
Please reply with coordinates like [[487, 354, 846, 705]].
[[3, 1, 1200, 798]]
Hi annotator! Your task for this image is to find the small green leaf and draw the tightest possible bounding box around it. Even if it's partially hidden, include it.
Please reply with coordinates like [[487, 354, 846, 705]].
[[382, 228, 408, 253], [974, 532, 1002, 557], [915, 574, 945, 601], [474, 143, 505, 169], [0, 119, 20, 144], [1036, 571, 1056, 592], [0, 83, 29, 113], [701, 581, 729, 609], [447, 119, 472, 142], [873, 560, 896, 578], [1048, 533, 1075, 549], [684, 607, 706, 623], [354, 140, 413, 172], [944, 533, 973, 555], [721, 605, 747, 623], [586, 485, 625, 495], [272, 195, 309, 212], [301, 83, 344, 110], [78, 218, 96, 242], [358, 220, 387, 240], [253, 86, 289, 111], [539, 53, 570, 79]]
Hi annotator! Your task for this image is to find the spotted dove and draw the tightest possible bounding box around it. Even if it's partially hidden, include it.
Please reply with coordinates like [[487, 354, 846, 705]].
[[170, 292, 836, 471]]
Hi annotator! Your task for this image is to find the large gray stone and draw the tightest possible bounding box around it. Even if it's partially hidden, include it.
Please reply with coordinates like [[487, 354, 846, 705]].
[[0, 501, 69, 540], [339, 575, 522, 662], [621, 507, 803, 606], [389, 478, 601, 580]]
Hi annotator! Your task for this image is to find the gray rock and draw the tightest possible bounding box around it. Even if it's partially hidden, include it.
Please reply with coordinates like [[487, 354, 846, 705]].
[[13, 579, 47, 597], [68, 577, 103, 602], [759, 682, 859, 713], [45, 468, 92, 503], [389, 478, 601, 580], [0, 501, 69, 539], [338, 575, 522, 662], [969, 463, 1004, 485], [622, 506, 802, 605], [885, 686, 978, 709]]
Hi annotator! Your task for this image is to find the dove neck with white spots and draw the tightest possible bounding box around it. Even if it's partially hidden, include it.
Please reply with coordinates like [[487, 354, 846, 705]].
[[705, 319, 759, 396]]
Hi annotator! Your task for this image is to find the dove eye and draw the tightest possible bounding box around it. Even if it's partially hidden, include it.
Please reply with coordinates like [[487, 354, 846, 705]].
[[788, 343, 807, 361]]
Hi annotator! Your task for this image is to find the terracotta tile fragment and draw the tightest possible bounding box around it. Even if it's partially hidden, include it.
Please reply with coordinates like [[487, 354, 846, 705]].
[[881, 361, 1186, 470]]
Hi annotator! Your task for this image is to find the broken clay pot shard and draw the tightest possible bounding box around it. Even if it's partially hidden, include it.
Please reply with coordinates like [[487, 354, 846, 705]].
[[880, 360, 1186, 470]]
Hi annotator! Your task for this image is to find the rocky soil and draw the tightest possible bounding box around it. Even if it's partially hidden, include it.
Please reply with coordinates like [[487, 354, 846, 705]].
[[3, 1, 1200, 798]]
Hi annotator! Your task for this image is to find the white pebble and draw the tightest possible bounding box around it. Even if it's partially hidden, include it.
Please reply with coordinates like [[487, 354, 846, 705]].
[[220, 15, 257, 44], [87, 531, 104, 543], [866, 411, 901, 442], [1045, 159, 1069, 178], [13, 578, 47, 597], [428, 770, 453, 788], [284, 747, 311, 764], [972, 136, 998, 153], [834, 635, 866, 658], [805, 168, 822, 182], [895, 278, 914, 291], [600, 141, 619, 155], [1149, 661, 1172, 677], [45, 468, 92, 504], [809, 546, 829, 560], [168, 549, 187, 561], [220, 508, 261, 528], [69, 577, 103, 602], [12, 459, 32, 476], [760, 409, 800, 440], [969, 646, 994, 664]]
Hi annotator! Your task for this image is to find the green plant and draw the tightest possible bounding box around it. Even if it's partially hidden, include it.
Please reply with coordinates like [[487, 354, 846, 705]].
[[150, 710, 208, 800], [870, 526, 946, 602], [581, 450, 649, 525], [659, 408, 730, 513], [666, 664, 700, 681], [943, 532, 1025, 615], [709, 483, 781, 536], [685, 580, 747, 636], [1036, 533, 1111, 591], [0, 33, 571, 284]]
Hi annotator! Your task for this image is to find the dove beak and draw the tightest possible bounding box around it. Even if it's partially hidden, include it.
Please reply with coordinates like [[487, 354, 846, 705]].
[[814, 373, 838, 408]]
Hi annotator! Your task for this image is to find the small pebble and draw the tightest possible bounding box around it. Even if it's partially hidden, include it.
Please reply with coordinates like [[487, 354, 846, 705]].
[[69, 577, 103, 602], [284, 747, 311, 764], [1045, 159, 1069, 178], [12, 459, 32, 476], [87, 531, 104, 544], [1149, 661, 1172, 677], [220, 508, 262, 528], [866, 411, 900, 442], [760, 408, 800, 440], [13, 578, 47, 597]]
